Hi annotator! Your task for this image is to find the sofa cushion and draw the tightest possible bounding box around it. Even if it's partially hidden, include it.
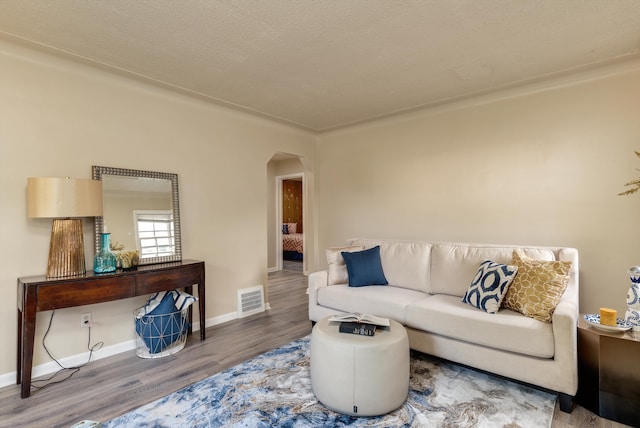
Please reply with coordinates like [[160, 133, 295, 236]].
[[405, 294, 555, 358], [317, 284, 425, 324], [503, 249, 572, 323], [430, 244, 555, 297], [462, 260, 518, 314], [342, 246, 388, 287], [326, 246, 365, 285], [347, 239, 431, 292]]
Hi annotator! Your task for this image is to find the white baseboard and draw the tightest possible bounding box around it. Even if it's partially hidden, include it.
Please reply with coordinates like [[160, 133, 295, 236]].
[[267, 266, 278, 273], [202, 311, 237, 329], [0, 311, 238, 389]]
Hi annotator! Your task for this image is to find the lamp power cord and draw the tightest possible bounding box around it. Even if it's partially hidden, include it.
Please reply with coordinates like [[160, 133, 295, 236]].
[[31, 310, 104, 390]]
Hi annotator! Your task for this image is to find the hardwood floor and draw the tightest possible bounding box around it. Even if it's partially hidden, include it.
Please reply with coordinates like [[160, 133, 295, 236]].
[[0, 269, 630, 427]]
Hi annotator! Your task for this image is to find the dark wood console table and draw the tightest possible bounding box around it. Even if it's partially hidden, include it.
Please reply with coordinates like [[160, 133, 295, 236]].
[[575, 315, 640, 426], [17, 259, 205, 398]]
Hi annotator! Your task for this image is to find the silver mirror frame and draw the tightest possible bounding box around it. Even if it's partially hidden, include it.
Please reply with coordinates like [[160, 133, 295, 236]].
[[92, 165, 182, 266]]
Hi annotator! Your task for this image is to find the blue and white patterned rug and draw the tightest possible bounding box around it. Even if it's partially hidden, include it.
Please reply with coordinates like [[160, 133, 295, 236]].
[[102, 336, 555, 427]]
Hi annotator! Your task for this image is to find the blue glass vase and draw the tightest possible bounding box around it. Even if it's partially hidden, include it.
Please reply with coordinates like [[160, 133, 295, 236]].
[[94, 233, 117, 274]]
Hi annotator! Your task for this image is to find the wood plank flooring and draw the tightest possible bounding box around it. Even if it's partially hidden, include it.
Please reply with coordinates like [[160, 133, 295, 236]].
[[0, 267, 630, 427]]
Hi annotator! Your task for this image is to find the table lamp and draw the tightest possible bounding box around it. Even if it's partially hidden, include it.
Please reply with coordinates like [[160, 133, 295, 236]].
[[27, 177, 103, 278]]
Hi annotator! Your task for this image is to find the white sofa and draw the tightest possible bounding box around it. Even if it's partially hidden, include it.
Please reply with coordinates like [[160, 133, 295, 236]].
[[308, 238, 579, 412]]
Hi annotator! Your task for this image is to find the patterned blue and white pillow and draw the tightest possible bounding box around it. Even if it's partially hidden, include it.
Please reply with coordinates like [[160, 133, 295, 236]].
[[462, 260, 518, 314]]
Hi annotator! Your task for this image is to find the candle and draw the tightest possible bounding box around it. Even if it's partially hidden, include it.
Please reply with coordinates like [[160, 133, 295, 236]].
[[599, 308, 617, 326]]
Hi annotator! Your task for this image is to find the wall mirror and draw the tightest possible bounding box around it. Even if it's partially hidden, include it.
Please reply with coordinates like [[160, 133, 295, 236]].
[[92, 166, 182, 266]]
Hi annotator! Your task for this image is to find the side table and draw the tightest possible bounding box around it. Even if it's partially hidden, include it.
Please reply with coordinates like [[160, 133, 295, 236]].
[[576, 314, 640, 427], [18, 259, 205, 398]]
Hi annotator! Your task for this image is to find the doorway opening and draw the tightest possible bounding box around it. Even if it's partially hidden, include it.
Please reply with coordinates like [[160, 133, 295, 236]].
[[267, 153, 306, 274], [276, 173, 304, 272]]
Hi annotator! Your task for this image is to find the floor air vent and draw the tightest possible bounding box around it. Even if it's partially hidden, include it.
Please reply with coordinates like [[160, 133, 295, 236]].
[[238, 285, 265, 318]]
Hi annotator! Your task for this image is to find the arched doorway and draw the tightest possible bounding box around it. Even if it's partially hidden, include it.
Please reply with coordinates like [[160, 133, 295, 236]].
[[266, 154, 305, 273]]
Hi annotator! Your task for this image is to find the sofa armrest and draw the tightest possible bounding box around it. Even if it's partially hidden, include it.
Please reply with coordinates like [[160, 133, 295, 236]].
[[308, 270, 329, 318], [551, 296, 579, 395]]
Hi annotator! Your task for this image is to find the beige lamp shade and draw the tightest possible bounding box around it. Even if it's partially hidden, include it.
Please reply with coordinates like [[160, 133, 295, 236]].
[[27, 177, 103, 218], [27, 177, 103, 278]]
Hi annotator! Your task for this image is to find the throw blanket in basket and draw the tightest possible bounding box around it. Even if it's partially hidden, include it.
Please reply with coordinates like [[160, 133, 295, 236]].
[[135, 290, 197, 354]]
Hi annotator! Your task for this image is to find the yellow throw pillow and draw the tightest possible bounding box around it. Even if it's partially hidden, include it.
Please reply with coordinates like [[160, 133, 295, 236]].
[[503, 249, 572, 323]]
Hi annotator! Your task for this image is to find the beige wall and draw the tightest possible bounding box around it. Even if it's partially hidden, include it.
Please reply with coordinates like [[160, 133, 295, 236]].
[[317, 62, 640, 316], [3, 33, 640, 383], [0, 38, 316, 377]]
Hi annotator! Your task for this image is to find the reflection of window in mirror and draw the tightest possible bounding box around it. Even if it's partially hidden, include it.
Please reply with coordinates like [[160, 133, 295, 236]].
[[133, 210, 175, 258]]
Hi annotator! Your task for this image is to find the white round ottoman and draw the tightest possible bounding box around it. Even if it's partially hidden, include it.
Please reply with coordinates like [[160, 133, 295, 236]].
[[310, 316, 409, 416]]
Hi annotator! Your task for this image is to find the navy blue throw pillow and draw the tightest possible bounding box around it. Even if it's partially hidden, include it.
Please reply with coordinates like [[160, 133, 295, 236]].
[[135, 292, 187, 354], [341, 246, 388, 287], [282, 224, 289, 234]]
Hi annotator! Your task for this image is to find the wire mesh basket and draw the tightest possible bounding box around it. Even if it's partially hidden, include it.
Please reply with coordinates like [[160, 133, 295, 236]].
[[134, 305, 188, 358]]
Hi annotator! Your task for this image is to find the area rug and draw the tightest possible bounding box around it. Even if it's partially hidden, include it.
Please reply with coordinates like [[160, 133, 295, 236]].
[[102, 336, 555, 427]]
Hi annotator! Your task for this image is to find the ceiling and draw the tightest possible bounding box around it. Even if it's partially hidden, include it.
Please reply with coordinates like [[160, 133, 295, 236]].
[[1, 1, 640, 132]]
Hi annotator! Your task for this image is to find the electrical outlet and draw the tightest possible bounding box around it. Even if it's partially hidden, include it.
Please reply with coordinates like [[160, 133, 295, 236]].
[[81, 312, 91, 327]]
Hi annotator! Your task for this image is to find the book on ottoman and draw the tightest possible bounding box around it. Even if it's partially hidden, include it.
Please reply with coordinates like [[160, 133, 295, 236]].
[[339, 321, 376, 336], [328, 312, 390, 327]]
